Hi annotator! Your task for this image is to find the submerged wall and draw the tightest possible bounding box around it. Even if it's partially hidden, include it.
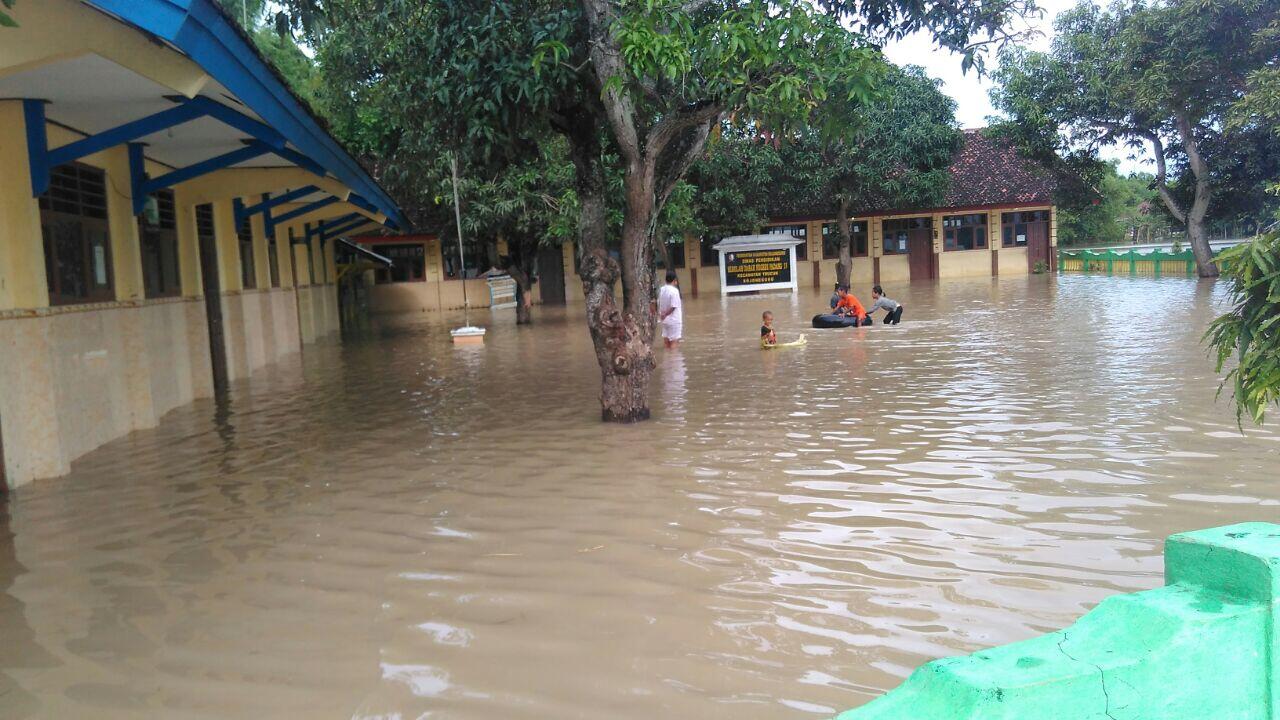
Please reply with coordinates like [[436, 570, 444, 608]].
[[836, 522, 1280, 720]]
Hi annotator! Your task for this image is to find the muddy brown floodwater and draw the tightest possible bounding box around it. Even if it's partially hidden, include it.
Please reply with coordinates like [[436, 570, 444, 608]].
[[1, 274, 1277, 719]]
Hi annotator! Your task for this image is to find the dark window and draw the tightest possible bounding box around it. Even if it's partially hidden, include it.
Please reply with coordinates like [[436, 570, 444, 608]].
[[821, 221, 868, 259], [1001, 211, 1048, 248], [236, 215, 257, 290], [700, 237, 720, 267], [441, 236, 489, 279], [140, 189, 181, 298], [657, 239, 686, 269], [372, 243, 427, 284], [39, 163, 113, 305], [943, 213, 988, 251], [267, 235, 280, 288], [764, 224, 807, 261], [881, 218, 928, 255]]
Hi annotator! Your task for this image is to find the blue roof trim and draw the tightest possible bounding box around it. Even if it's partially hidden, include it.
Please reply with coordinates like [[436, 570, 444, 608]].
[[84, 0, 408, 230]]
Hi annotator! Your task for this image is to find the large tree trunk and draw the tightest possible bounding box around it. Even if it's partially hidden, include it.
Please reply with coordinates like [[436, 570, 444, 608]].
[[835, 197, 853, 287], [1176, 116, 1218, 278], [507, 263, 534, 325], [564, 109, 653, 422], [1146, 120, 1218, 278]]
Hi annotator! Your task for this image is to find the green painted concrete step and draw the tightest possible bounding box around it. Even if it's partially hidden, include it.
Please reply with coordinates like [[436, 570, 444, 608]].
[[835, 522, 1280, 720]]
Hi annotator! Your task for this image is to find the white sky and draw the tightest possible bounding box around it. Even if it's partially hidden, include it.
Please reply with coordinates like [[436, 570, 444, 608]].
[[881, 0, 1152, 174]]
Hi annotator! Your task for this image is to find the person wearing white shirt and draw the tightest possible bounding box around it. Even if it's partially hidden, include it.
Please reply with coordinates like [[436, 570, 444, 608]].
[[657, 270, 683, 348]]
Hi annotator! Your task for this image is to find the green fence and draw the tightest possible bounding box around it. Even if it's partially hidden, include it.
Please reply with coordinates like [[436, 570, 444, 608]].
[[1058, 247, 1199, 277]]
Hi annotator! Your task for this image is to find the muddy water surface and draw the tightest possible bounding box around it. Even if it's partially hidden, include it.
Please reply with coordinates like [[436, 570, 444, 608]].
[[2, 275, 1277, 719]]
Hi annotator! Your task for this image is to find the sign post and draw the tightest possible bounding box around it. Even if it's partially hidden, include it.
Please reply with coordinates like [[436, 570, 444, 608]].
[[713, 234, 803, 295]]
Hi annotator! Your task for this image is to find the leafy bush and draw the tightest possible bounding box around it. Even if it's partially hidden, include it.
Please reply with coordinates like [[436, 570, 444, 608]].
[[1205, 229, 1280, 425], [1032, 260, 1049, 274]]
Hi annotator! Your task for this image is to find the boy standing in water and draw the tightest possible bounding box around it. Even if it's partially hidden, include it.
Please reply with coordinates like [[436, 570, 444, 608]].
[[760, 311, 777, 347], [868, 285, 904, 325], [657, 270, 682, 348], [832, 285, 868, 325]]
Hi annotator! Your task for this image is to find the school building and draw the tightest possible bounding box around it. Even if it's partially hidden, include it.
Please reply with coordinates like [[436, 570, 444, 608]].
[[353, 131, 1057, 315], [685, 130, 1060, 294], [0, 0, 405, 488]]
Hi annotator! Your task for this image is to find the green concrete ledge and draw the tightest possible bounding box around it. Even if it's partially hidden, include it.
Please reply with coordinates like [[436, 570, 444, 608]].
[[836, 522, 1280, 720]]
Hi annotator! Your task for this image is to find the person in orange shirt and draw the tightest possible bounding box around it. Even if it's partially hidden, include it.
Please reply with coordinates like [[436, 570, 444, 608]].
[[832, 285, 869, 325]]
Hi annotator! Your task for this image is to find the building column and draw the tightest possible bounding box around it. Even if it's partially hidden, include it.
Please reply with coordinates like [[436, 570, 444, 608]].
[[101, 144, 143, 302], [212, 198, 243, 292], [989, 209, 1002, 276], [250, 209, 271, 289], [1049, 206, 1059, 272], [0, 100, 50, 311], [870, 218, 883, 285]]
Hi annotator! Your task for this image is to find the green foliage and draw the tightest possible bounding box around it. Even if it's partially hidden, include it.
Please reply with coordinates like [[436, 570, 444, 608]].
[[1206, 229, 1280, 425], [0, 0, 16, 28], [989, 0, 1280, 238], [1055, 164, 1175, 246], [790, 65, 959, 217], [1032, 260, 1049, 274]]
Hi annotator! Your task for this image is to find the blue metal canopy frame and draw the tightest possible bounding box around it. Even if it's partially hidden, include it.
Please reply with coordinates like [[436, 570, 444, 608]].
[[82, 0, 408, 230]]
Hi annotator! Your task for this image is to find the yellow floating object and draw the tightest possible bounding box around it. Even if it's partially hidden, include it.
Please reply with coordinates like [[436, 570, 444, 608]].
[[761, 334, 806, 349]]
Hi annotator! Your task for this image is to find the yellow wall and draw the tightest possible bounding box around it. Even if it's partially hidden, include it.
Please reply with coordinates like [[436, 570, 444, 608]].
[[0, 101, 47, 310], [939, 249, 993, 279], [879, 254, 911, 284], [1000, 247, 1030, 275]]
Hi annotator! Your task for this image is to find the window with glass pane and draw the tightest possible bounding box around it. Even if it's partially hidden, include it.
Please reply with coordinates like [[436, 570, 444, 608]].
[[821, 221, 868, 259], [236, 215, 257, 289], [764, 224, 807, 260], [881, 218, 922, 255], [140, 190, 181, 298], [266, 235, 280, 287], [943, 214, 987, 251], [1000, 211, 1047, 247], [372, 243, 427, 284], [39, 163, 114, 305]]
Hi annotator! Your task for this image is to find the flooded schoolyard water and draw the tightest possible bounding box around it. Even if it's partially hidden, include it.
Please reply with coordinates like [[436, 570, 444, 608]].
[[1, 274, 1276, 719]]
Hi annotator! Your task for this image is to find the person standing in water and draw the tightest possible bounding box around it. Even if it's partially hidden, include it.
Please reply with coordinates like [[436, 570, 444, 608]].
[[832, 285, 868, 325], [760, 310, 777, 347], [868, 285, 904, 325], [657, 270, 683, 348]]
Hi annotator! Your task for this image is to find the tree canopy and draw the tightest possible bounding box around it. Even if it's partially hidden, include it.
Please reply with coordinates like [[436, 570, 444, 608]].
[[990, 0, 1280, 274]]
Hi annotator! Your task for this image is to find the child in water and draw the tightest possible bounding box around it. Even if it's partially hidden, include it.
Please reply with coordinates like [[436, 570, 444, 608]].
[[832, 285, 869, 325], [868, 285, 904, 325], [760, 311, 777, 347]]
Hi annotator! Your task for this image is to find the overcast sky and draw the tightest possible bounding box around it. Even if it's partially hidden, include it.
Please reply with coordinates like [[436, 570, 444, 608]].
[[881, 0, 1152, 174]]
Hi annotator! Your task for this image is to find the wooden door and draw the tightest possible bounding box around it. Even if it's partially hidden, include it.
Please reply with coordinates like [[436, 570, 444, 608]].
[[197, 207, 229, 395], [908, 222, 935, 281], [1027, 220, 1050, 272], [537, 244, 565, 306]]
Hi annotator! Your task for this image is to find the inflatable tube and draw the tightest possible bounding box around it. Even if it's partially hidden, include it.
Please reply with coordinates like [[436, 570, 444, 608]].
[[762, 334, 806, 349], [811, 314, 871, 329]]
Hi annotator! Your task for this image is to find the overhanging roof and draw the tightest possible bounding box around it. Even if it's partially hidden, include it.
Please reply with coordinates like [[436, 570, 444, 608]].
[[12, 0, 406, 229]]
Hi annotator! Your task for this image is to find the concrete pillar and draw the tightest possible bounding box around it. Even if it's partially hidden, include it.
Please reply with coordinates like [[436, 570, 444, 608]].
[[212, 198, 242, 292], [989, 209, 1002, 275], [100, 144, 144, 302], [250, 209, 271, 289], [173, 189, 201, 298], [0, 100, 50, 311], [275, 228, 295, 288]]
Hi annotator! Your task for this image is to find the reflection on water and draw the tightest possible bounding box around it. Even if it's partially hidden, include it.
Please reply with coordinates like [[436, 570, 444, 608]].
[[1, 275, 1277, 719]]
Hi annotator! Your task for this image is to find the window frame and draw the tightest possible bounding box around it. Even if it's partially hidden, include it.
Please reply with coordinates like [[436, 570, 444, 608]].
[[942, 213, 988, 252], [39, 162, 115, 306], [371, 242, 428, 284], [880, 218, 928, 256], [821, 221, 869, 260], [236, 215, 257, 290], [139, 189, 182, 299]]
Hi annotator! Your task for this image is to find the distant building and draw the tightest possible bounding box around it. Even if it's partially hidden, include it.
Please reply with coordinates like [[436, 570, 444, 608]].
[[677, 129, 1059, 294]]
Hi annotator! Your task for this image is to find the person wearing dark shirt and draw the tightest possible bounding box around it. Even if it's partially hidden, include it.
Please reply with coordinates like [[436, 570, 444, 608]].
[[760, 310, 777, 347]]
